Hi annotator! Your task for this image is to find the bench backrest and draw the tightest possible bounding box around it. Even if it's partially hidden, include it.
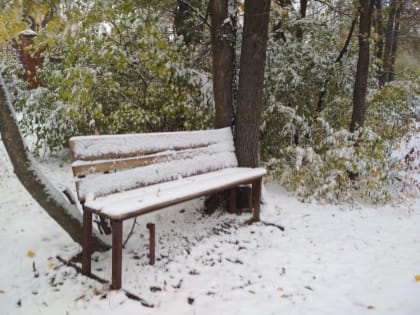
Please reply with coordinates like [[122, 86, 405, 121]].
[[70, 127, 238, 202]]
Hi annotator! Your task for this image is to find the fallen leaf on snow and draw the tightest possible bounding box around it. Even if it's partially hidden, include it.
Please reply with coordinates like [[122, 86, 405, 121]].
[[367, 305, 375, 310], [0, 289, 5, 294], [415, 275, 420, 282], [93, 287, 102, 296], [27, 250, 35, 258]]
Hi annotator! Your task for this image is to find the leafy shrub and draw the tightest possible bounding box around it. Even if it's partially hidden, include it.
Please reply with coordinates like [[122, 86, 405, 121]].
[[10, 3, 214, 155], [264, 113, 393, 203], [366, 79, 419, 141], [261, 16, 418, 203]]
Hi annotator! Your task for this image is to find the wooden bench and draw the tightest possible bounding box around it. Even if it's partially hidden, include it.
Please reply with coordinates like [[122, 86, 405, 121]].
[[69, 127, 266, 290]]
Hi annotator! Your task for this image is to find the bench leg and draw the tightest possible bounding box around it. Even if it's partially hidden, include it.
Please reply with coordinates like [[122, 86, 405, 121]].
[[147, 223, 156, 265], [111, 220, 123, 290], [252, 178, 262, 222], [248, 185, 253, 213], [82, 209, 92, 275], [229, 188, 237, 213]]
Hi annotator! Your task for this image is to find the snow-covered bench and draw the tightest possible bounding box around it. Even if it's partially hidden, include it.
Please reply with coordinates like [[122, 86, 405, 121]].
[[69, 127, 266, 290]]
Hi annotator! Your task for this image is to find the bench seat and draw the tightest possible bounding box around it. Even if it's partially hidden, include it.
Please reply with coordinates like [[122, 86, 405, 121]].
[[84, 167, 266, 220]]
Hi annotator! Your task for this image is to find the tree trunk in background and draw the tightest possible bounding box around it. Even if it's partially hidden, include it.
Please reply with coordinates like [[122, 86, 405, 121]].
[[0, 75, 109, 252], [272, 0, 291, 42], [374, 0, 384, 81], [296, 0, 308, 40], [350, 0, 374, 132], [380, 0, 402, 85], [235, 0, 271, 167], [317, 16, 357, 112], [388, 0, 403, 82], [17, 31, 43, 90], [380, 0, 395, 85], [210, 0, 236, 128], [174, 0, 192, 45], [174, 0, 204, 46], [374, 0, 384, 59]]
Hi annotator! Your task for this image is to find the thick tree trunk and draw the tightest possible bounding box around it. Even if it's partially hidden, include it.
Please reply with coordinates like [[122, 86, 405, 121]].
[[350, 0, 374, 133], [210, 0, 236, 128], [235, 0, 271, 167], [0, 74, 109, 252]]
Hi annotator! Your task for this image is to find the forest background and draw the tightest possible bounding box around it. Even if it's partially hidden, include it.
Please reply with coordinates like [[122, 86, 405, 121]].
[[0, 0, 419, 205]]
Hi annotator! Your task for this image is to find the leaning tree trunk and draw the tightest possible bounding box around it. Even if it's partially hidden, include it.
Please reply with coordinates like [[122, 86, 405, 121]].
[[350, 0, 374, 133], [235, 0, 271, 167], [0, 74, 109, 251]]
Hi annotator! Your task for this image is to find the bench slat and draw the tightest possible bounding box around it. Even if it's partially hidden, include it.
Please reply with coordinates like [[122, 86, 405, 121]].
[[76, 150, 238, 202], [72, 141, 235, 177], [70, 127, 233, 161], [84, 167, 266, 220]]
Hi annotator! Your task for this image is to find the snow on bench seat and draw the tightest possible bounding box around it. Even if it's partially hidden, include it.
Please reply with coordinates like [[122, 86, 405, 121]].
[[84, 167, 266, 220]]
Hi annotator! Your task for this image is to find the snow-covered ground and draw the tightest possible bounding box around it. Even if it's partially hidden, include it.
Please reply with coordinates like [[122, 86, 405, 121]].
[[0, 127, 419, 315]]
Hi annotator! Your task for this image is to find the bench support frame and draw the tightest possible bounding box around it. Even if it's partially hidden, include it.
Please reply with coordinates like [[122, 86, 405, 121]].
[[81, 178, 263, 290]]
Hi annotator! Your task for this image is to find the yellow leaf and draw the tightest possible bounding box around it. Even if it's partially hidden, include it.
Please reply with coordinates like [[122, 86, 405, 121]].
[[415, 275, 420, 282], [27, 250, 36, 258], [47, 262, 55, 270], [93, 287, 102, 296]]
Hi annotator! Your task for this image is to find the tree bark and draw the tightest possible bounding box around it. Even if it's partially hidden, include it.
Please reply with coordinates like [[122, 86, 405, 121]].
[[235, 0, 271, 167], [350, 0, 375, 132], [210, 0, 236, 128], [0, 74, 109, 252]]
